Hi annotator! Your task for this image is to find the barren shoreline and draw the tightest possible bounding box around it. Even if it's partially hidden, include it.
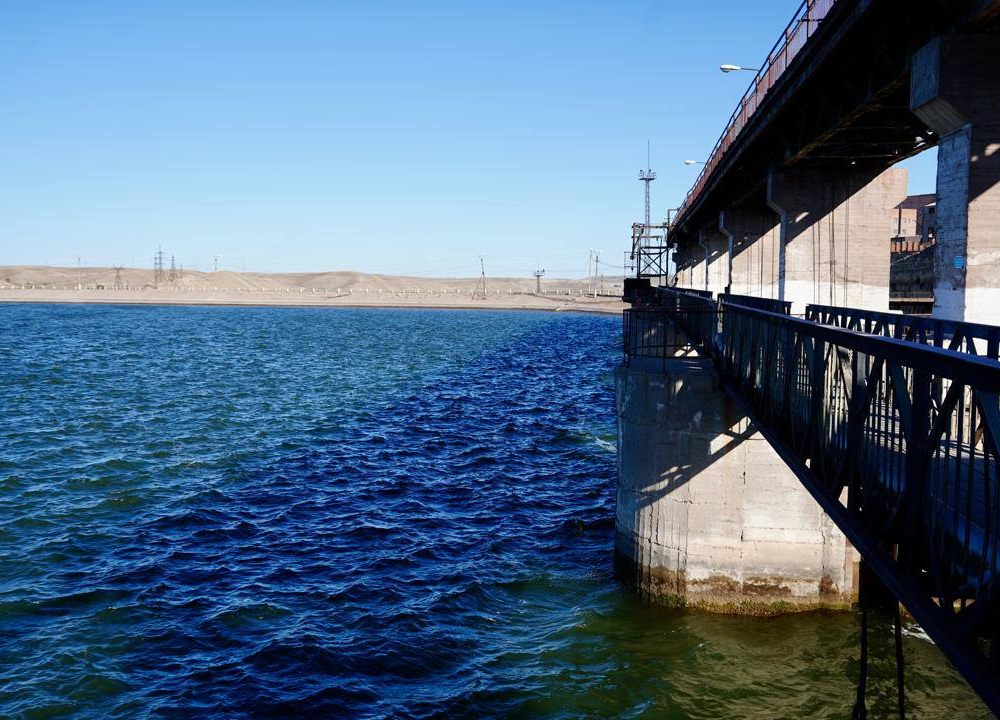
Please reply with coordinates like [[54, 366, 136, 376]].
[[0, 265, 625, 314], [0, 289, 625, 315]]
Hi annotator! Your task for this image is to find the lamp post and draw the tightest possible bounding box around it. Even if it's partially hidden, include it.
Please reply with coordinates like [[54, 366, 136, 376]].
[[719, 64, 760, 73], [684, 160, 706, 166]]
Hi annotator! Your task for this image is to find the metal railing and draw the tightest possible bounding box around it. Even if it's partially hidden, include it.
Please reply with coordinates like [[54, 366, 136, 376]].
[[622, 298, 1000, 713], [806, 303, 1000, 360], [652, 286, 714, 300], [623, 307, 714, 369], [674, 0, 837, 228], [719, 292, 792, 315], [623, 290, 718, 368]]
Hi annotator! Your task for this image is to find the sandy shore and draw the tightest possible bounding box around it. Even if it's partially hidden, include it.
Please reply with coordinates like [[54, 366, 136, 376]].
[[0, 288, 626, 314]]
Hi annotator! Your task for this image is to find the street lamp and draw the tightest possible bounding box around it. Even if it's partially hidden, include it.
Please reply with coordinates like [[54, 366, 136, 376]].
[[684, 160, 705, 165], [720, 64, 759, 73]]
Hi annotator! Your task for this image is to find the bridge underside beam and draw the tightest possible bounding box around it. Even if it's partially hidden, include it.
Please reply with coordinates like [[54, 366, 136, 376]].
[[767, 166, 907, 314]]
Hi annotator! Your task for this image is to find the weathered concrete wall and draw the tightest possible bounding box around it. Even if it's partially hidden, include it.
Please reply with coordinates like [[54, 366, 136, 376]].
[[615, 360, 855, 613], [674, 241, 705, 288], [719, 207, 781, 298], [911, 33, 1000, 324], [767, 166, 907, 314], [698, 226, 728, 295]]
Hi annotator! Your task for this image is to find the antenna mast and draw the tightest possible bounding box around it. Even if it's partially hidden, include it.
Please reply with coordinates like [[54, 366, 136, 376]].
[[638, 140, 656, 227]]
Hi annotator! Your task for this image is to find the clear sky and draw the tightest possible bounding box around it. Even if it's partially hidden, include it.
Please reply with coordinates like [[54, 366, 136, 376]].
[[0, 1, 937, 277]]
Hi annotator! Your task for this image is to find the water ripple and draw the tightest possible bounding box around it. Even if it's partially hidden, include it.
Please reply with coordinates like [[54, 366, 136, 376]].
[[0, 304, 988, 718]]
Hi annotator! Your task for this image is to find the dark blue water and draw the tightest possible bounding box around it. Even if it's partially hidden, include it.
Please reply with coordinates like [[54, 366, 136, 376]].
[[0, 304, 988, 718]]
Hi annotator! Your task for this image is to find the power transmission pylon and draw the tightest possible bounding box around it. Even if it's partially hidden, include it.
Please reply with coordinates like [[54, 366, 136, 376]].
[[154, 247, 166, 286], [533, 268, 545, 295], [114, 265, 124, 289], [472, 255, 487, 300], [168, 254, 178, 282]]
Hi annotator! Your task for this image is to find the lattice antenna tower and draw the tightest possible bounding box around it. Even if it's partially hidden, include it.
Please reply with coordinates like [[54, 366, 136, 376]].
[[638, 140, 656, 227], [153, 246, 167, 286], [472, 255, 487, 300], [168, 254, 178, 282]]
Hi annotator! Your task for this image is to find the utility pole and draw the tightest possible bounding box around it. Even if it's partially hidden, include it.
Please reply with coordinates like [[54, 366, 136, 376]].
[[587, 250, 593, 295], [593, 251, 601, 298], [533, 268, 545, 295]]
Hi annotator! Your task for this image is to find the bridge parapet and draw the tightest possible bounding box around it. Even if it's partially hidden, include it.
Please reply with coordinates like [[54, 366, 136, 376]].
[[676, 0, 837, 228]]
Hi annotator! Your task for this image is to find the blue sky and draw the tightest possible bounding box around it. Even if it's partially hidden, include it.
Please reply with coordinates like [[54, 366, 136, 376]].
[[0, 1, 936, 277]]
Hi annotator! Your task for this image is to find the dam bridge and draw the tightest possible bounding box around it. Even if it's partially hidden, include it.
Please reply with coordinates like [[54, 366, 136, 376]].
[[616, 0, 1000, 714]]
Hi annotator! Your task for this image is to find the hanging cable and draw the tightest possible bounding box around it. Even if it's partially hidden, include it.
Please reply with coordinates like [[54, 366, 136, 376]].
[[852, 563, 869, 720], [894, 599, 906, 719]]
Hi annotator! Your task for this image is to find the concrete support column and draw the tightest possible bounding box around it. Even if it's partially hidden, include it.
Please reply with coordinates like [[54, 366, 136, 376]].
[[719, 207, 781, 298], [697, 226, 729, 295], [615, 361, 855, 611], [767, 166, 906, 314], [911, 34, 1000, 324], [672, 239, 697, 288]]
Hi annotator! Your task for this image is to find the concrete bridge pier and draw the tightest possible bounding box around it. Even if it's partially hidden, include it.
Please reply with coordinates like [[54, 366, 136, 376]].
[[910, 34, 1000, 324], [767, 166, 908, 314], [718, 207, 781, 298], [615, 357, 856, 612]]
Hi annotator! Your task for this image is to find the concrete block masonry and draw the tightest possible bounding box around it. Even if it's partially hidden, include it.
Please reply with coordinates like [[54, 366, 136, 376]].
[[614, 359, 856, 613]]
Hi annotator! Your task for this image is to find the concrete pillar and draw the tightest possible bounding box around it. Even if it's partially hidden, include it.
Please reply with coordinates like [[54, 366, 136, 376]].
[[672, 237, 698, 289], [719, 207, 781, 298], [910, 34, 1000, 324], [615, 360, 855, 612], [767, 167, 907, 314], [697, 226, 728, 295]]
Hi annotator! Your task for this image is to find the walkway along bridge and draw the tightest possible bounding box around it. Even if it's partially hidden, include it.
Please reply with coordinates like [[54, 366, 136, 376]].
[[623, 287, 1000, 714]]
